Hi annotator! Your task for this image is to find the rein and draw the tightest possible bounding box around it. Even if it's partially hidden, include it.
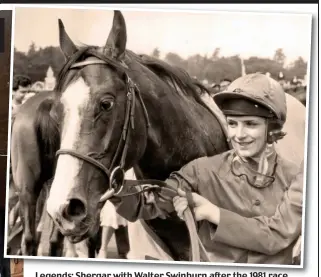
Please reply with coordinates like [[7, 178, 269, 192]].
[[55, 54, 210, 262]]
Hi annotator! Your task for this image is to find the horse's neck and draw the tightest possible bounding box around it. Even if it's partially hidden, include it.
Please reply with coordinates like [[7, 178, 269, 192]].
[[126, 57, 228, 179], [200, 93, 229, 140], [137, 85, 228, 179]]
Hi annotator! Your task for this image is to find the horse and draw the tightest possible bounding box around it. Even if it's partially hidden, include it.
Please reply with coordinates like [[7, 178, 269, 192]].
[[41, 10, 229, 261], [10, 90, 61, 255], [10, 90, 103, 257]]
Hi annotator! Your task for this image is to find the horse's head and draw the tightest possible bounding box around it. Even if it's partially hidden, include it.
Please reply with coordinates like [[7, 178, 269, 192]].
[[46, 11, 149, 241]]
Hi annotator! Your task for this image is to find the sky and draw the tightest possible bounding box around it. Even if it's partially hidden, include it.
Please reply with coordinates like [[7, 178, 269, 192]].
[[14, 7, 312, 65]]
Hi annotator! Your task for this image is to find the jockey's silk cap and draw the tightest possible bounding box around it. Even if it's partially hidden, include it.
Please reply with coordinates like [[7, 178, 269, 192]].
[[213, 73, 287, 126]]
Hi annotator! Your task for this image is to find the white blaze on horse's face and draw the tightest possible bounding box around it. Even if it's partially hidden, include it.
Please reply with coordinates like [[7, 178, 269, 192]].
[[47, 77, 90, 221]]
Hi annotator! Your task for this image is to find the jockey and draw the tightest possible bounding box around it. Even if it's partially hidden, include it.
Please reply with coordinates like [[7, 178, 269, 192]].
[[173, 73, 303, 264], [108, 73, 303, 264]]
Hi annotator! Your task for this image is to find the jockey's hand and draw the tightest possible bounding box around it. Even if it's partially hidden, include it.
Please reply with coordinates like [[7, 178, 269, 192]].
[[173, 188, 220, 223]]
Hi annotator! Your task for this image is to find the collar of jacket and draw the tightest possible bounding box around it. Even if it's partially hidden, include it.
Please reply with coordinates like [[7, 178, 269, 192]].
[[230, 147, 278, 189]]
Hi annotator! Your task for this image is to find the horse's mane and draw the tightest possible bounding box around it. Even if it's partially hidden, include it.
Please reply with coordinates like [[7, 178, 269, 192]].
[[35, 98, 61, 171], [126, 50, 210, 100]]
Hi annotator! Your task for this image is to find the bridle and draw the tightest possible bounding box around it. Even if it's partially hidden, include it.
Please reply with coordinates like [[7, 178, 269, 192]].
[[55, 53, 210, 262], [56, 57, 150, 197]]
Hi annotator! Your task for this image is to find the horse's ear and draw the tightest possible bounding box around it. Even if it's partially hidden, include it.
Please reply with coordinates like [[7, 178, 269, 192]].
[[104, 10, 127, 59], [58, 19, 78, 60]]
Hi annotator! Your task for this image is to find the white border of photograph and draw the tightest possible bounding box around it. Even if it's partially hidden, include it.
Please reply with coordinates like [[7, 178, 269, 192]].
[[3, 3, 316, 272]]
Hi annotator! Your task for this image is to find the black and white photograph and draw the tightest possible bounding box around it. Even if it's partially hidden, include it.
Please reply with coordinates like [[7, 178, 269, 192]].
[[6, 6, 311, 267]]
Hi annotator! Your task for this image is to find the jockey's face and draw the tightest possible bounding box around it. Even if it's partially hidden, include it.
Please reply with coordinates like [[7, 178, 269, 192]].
[[226, 115, 267, 159]]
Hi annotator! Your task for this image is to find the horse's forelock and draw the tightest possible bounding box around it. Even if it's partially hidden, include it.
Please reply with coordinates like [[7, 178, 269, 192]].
[[55, 46, 128, 96]]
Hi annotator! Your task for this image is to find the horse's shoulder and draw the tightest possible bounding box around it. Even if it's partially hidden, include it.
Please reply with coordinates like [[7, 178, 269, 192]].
[[12, 108, 34, 130]]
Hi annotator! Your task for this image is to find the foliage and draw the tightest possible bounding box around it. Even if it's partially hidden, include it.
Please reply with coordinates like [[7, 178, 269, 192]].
[[151, 48, 160, 59], [14, 44, 308, 86], [14, 45, 65, 83], [273, 48, 286, 66]]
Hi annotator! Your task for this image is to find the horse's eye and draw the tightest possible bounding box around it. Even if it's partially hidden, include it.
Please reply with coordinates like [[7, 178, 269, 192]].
[[101, 100, 114, 111]]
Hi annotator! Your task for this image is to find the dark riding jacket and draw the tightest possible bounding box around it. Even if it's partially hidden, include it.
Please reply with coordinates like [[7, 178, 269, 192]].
[[111, 149, 303, 265]]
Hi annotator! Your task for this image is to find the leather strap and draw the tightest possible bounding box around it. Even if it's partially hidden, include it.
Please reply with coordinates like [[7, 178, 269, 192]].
[[185, 191, 196, 221], [117, 178, 211, 262]]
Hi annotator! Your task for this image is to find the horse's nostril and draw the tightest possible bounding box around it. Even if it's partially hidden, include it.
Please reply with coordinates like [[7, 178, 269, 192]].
[[63, 198, 87, 221]]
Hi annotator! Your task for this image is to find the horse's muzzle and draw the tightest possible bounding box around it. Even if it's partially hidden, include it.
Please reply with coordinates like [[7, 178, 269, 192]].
[[56, 220, 90, 242]]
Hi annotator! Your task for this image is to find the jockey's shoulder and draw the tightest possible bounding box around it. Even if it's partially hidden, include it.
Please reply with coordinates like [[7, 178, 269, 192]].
[[275, 153, 302, 181], [207, 149, 234, 163]]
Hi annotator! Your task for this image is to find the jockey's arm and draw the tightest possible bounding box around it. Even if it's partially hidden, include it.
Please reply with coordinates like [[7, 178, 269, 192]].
[[109, 162, 199, 222]]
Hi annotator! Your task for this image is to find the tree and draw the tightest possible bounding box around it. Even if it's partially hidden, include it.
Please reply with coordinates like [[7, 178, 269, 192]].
[[211, 47, 221, 61], [12, 42, 306, 104], [27, 42, 37, 56], [164, 52, 186, 68], [273, 48, 286, 66], [14, 43, 65, 83], [244, 56, 283, 80], [151, 48, 160, 59], [286, 56, 307, 80]]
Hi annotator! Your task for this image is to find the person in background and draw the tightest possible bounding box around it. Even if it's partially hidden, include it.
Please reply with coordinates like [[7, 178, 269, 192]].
[[219, 78, 232, 92], [12, 75, 31, 116], [210, 84, 221, 96], [277, 71, 286, 88], [98, 200, 129, 259]]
